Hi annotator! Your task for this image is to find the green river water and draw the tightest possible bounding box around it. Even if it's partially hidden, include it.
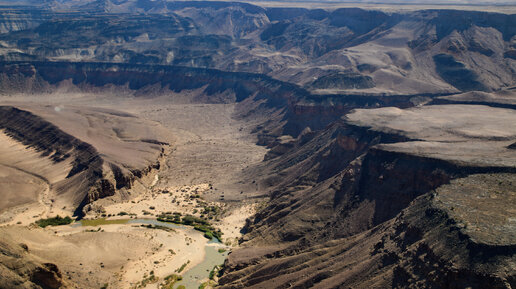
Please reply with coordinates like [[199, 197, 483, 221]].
[[76, 218, 228, 289]]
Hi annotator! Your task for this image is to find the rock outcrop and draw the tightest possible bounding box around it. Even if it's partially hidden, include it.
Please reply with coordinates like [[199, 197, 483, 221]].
[[0, 3, 514, 288], [0, 105, 166, 216], [220, 102, 516, 288], [0, 235, 70, 289], [0, 4, 514, 94]]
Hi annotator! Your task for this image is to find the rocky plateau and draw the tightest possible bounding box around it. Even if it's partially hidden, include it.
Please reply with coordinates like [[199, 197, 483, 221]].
[[0, 1, 514, 288]]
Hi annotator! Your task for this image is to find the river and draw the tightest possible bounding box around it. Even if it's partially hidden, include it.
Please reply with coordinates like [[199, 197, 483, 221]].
[[77, 218, 229, 289]]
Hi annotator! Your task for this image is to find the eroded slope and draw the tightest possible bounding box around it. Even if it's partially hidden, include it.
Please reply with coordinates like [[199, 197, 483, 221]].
[[0, 4, 514, 94], [0, 104, 168, 221], [220, 101, 516, 288]]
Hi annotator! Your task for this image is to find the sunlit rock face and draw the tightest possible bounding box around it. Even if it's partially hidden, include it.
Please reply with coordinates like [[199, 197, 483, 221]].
[[0, 1, 515, 289], [0, 3, 514, 94]]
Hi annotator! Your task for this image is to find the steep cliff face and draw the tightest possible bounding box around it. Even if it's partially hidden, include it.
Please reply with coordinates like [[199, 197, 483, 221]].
[[0, 106, 100, 172], [0, 61, 363, 142], [0, 61, 301, 102], [221, 192, 516, 289], [0, 105, 164, 216], [240, 120, 497, 246], [0, 106, 106, 212], [0, 60, 445, 146], [219, 94, 516, 288], [220, 119, 516, 288]]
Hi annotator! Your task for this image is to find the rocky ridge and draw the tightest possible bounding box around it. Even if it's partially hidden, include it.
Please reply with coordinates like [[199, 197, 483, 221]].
[[0, 105, 165, 217], [0, 3, 514, 94], [0, 2, 514, 288], [219, 103, 516, 288]]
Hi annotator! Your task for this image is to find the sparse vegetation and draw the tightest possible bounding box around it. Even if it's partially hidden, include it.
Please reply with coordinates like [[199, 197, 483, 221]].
[[201, 205, 221, 218], [117, 211, 136, 217], [81, 218, 129, 226], [132, 272, 159, 289], [204, 231, 213, 239], [157, 213, 223, 241], [209, 266, 217, 280], [159, 274, 182, 289], [209, 264, 224, 280], [140, 224, 176, 233], [175, 260, 190, 273], [35, 216, 73, 228]]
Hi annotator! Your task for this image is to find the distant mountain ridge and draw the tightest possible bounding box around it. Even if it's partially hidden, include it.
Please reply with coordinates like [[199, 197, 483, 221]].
[[0, 2, 513, 95], [2, 0, 516, 7]]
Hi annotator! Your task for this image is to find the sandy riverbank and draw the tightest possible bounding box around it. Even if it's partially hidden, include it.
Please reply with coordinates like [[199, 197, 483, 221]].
[[94, 182, 257, 246], [0, 221, 209, 289]]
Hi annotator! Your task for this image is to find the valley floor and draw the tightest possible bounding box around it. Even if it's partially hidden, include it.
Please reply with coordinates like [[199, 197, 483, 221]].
[[0, 92, 268, 289]]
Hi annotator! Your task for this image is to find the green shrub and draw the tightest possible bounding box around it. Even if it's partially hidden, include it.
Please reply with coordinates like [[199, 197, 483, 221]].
[[182, 215, 208, 225], [175, 261, 190, 273], [194, 224, 211, 233], [209, 267, 217, 280], [204, 231, 213, 239], [158, 213, 222, 241], [36, 216, 73, 228]]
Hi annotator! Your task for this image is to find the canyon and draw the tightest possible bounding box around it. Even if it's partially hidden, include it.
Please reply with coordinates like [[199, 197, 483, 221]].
[[0, 1, 514, 288]]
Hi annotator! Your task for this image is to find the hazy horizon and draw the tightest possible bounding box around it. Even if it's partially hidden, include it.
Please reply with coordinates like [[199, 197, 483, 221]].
[[1, 0, 516, 6]]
